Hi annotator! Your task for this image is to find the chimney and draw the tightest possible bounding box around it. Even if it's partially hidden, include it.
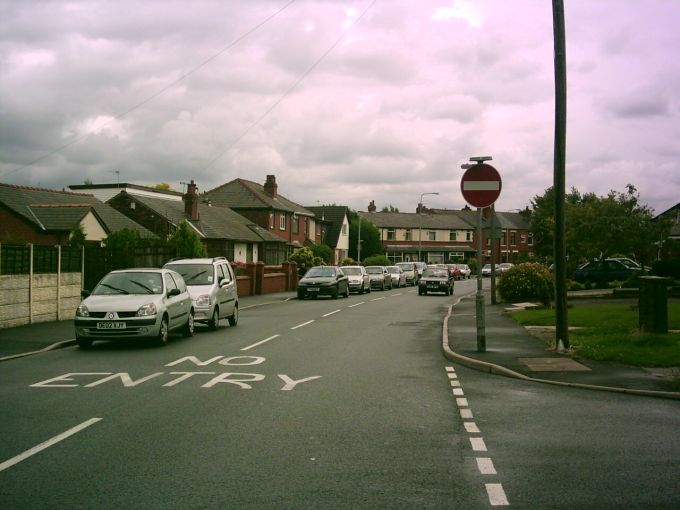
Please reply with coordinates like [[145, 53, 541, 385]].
[[368, 200, 376, 213], [264, 174, 277, 197], [184, 179, 200, 220]]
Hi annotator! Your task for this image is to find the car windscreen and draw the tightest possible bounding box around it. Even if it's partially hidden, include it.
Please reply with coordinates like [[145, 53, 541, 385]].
[[305, 267, 336, 278], [167, 264, 214, 285], [93, 272, 163, 295], [423, 269, 447, 278], [366, 267, 383, 274], [342, 267, 362, 275], [397, 263, 414, 270]]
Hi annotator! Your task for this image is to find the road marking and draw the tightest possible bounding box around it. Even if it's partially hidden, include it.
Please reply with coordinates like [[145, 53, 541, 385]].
[[322, 309, 341, 317], [452, 388, 465, 396], [370, 297, 385, 301], [241, 335, 280, 351], [445, 366, 455, 372], [450, 380, 461, 387], [291, 320, 315, 330], [390, 293, 403, 297], [460, 409, 473, 419], [0, 418, 102, 473], [447, 372, 458, 379], [476, 458, 497, 475], [470, 437, 487, 452], [456, 397, 468, 407], [486, 483, 509, 506], [464, 422, 480, 433], [348, 302, 365, 308]]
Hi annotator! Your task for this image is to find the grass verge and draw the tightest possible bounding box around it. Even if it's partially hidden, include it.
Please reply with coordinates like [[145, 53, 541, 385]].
[[510, 303, 680, 368]]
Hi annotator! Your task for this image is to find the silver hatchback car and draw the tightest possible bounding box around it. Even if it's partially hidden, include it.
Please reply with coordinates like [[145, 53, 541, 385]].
[[163, 257, 239, 330], [74, 268, 194, 348]]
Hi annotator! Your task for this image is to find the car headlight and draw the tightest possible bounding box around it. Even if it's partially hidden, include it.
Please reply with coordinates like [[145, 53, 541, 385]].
[[137, 302, 157, 317], [76, 303, 89, 317], [195, 294, 211, 307]]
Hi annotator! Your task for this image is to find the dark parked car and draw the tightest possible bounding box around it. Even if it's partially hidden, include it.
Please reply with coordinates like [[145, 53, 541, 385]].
[[573, 258, 642, 283], [418, 267, 455, 296], [297, 266, 350, 299]]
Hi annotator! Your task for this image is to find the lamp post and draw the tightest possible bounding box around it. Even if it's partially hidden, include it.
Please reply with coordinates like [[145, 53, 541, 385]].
[[418, 192, 439, 262]]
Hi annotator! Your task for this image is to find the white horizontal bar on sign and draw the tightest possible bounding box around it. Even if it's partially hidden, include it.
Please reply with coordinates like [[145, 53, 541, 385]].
[[463, 181, 500, 191]]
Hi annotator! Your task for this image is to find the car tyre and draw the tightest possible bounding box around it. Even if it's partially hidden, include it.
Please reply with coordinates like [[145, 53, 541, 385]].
[[156, 316, 169, 346], [183, 310, 195, 337], [228, 305, 238, 327], [209, 307, 219, 330], [76, 335, 93, 349], [344, 285, 350, 298]]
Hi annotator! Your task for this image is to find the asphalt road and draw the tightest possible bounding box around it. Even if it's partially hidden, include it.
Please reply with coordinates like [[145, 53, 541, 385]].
[[1, 280, 679, 509]]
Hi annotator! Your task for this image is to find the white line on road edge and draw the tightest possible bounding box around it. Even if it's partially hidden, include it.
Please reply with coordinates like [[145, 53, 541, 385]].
[[0, 418, 102, 473], [486, 483, 509, 506], [322, 309, 341, 317], [241, 334, 280, 351], [291, 320, 315, 330]]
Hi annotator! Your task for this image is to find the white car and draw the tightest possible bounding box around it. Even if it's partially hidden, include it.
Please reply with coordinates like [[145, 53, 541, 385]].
[[395, 262, 417, 285], [74, 268, 194, 348], [386, 266, 407, 288], [342, 265, 371, 294], [164, 257, 239, 330]]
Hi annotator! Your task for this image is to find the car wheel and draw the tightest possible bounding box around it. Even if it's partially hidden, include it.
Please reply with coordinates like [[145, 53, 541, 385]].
[[332, 286, 339, 299], [228, 305, 238, 327], [209, 307, 219, 330], [344, 285, 350, 298], [183, 310, 195, 337], [76, 335, 93, 349], [359, 285, 364, 295], [156, 316, 169, 346]]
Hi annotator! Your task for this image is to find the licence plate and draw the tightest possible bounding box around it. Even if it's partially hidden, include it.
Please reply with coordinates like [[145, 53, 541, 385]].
[[427, 284, 440, 289], [307, 288, 320, 292], [97, 321, 126, 330]]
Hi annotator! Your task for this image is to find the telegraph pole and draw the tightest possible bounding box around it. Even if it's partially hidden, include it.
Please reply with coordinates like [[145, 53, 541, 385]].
[[553, 0, 569, 349]]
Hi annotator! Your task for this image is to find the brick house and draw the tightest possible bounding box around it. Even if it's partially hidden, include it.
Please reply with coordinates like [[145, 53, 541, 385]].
[[306, 205, 350, 265], [203, 175, 318, 257], [73, 181, 287, 264], [0, 182, 154, 246]]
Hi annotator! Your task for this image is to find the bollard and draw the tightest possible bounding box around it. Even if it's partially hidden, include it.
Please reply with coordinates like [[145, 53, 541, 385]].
[[638, 276, 671, 334]]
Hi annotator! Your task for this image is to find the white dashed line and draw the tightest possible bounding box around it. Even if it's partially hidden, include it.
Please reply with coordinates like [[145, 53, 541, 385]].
[[486, 484, 509, 506], [241, 334, 280, 351], [322, 309, 341, 317], [348, 302, 365, 308], [390, 293, 403, 297], [0, 418, 102, 472], [291, 320, 315, 330], [370, 297, 385, 301], [476, 458, 497, 475], [470, 437, 487, 451], [445, 365, 509, 506]]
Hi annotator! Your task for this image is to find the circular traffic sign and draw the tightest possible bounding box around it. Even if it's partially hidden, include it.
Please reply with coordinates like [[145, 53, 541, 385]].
[[460, 163, 502, 208]]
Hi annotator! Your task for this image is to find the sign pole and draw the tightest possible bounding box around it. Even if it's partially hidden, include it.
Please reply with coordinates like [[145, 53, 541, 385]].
[[476, 207, 486, 352]]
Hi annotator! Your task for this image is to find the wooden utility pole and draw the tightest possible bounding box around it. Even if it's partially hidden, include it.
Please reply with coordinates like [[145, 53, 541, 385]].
[[552, 0, 569, 349]]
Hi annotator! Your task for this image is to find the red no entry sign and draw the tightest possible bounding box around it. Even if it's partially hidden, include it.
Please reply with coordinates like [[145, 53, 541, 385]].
[[460, 163, 502, 208]]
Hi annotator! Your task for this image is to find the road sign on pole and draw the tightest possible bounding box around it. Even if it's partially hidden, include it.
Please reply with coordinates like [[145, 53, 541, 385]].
[[460, 163, 502, 208]]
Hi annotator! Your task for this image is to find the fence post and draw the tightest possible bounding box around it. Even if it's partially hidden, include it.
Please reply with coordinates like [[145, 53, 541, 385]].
[[29, 243, 34, 324], [255, 261, 265, 295]]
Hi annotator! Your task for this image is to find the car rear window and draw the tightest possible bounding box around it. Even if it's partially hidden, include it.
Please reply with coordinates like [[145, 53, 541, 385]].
[[166, 264, 214, 285]]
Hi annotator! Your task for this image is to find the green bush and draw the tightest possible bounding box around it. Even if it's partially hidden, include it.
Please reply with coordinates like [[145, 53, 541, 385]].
[[362, 255, 390, 266], [568, 280, 584, 292], [341, 258, 356, 266], [497, 262, 552, 305], [651, 257, 680, 279]]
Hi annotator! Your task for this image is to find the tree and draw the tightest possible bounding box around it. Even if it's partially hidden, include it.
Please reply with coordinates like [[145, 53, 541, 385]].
[[103, 228, 141, 269], [348, 211, 383, 262], [167, 222, 206, 258], [289, 247, 321, 274], [154, 182, 173, 191], [312, 244, 333, 264], [529, 184, 669, 271], [381, 204, 400, 212], [68, 223, 87, 248]]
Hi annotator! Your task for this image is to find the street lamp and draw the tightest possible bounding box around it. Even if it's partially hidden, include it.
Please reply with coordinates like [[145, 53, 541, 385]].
[[418, 192, 439, 262]]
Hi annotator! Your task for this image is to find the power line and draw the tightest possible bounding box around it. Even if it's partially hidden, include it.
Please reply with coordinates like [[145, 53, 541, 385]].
[[198, 0, 377, 174], [1, 0, 298, 180]]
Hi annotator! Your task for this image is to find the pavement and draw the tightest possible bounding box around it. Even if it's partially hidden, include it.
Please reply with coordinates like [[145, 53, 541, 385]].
[[2, 289, 679, 400]]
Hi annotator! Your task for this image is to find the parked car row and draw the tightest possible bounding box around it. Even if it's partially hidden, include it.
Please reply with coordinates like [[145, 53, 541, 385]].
[[74, 257, 239, 349]]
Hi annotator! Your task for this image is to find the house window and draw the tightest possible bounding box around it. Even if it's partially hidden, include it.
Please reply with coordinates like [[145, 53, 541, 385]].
[[387, 228, 396, 240], [293, 215, 299, 234], [269, 213, 274, 229], [449, 230, 457, 241], [521, 233, 526, 244], [502, 231, 507, 246], [304, 217, 308, 234], [405, 229, 411, 241], [510, 231, 517, 245], [279, 214, 286, 231], [465, 231, 472, 241], [428, 231, 436, 241], [342, 224, 348, 235], [528, 232, 533, 246]]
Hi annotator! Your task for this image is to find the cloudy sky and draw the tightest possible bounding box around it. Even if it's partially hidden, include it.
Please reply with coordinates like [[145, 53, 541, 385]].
[[1, 0, 679, 215]]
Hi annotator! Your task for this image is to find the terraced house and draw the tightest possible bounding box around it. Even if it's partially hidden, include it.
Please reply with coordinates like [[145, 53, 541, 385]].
[[359, 201, 533, 264]]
